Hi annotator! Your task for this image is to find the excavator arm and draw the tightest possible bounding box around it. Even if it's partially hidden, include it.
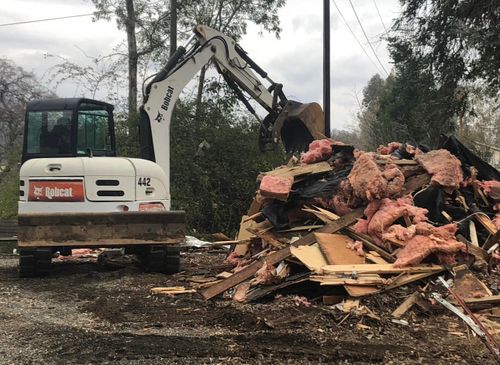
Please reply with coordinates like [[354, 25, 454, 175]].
[[139, 25, 325, 185]]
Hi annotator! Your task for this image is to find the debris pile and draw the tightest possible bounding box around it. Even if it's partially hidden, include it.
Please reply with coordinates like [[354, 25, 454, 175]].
[[156, 135, 500, 359]]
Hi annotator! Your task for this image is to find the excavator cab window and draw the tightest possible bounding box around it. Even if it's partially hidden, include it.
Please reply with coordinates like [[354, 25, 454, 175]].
[[76, 103, 113, 156], [22, 98, 116, 162]]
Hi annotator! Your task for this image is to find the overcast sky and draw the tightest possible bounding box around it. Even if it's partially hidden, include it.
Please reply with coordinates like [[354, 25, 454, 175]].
[[0, 0, 400, 131]]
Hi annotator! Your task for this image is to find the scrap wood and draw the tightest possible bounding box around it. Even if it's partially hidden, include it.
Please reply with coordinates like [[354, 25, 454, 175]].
[[303, 206, 396, 262], [200, 209, 364, 300], [392, 291, 420, 318], [310, 275, 388, 286], [150, 287, 197, 295], [437, 276, 500, 361], [244, 272, 310, 302], [433, 291, 500, 362], [366, 251, 389, 264], [463, 295, 500, 306], [346, 231, 396, 263], [247, 228, 287, 249], [290, 244, 327, 272], [474, 213, 498, 236], [263, 161, 332, 178], [337, 299, 381, 321], [452, 264, 492, 299], [277, 224, 324, 233], [469, 220, 479, 247], [314, 232, 379, 297], [315, 233, 365, 265], [321, 263, 444, 275]]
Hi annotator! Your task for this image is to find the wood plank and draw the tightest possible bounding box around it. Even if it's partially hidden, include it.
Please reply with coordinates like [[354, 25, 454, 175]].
[[200, 209, 364, 300], [315, 233, 380, 296], [474, 213, 498, 236], [346, 230, 396, 263], [315, 233, 365, 265], [264, 161, 332, 178], [452, 264, 492, 299], [245, 273, 310, 302], [392, 291, 420, 318], [290, 244, 327, 272], [366, 251, 389, 264], [310, 276, 388, 286], [469, 220, 479, 247], [462, 295, 500, 306], [303, 206, 395, 262], [321, 264, 443, 275], [235, 215, 254, 255], [384, 270, 444, 291]]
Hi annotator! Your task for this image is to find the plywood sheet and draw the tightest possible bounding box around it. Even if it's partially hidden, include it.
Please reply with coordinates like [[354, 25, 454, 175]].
[[290, 244, 327, 273], [315, 233, 365, 265]]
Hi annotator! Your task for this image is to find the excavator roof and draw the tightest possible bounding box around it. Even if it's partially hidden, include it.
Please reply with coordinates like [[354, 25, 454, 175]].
[[26, 98, 114, 112]]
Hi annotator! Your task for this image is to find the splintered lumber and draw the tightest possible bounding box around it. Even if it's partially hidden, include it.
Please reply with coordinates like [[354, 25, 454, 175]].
[[245, 272, 310, 302], [200, 209, 364, 300], [392, 291, 420, 318], [376, 159, 418, 166], [452, 265, 492, 299], [474, 213, 498, 236], [315, 233, 365, 265], [469, 220, 479, 247], [321, 264, 443, 275], [366, 251, 389, 264], [315, 232, 378, 296], [346, 230, 396, 263], [310, 275, 388, 286], [290, 244, 327, 272], [384, 270, 444, 291], [463, 295, 500, 306], [150, 287, 196, 295], [304, 206, 396, 263], [264, 161, 332, 178]]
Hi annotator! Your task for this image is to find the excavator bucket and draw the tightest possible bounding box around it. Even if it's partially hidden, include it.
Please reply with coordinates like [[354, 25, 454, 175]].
[[259, 101, 325, 153]]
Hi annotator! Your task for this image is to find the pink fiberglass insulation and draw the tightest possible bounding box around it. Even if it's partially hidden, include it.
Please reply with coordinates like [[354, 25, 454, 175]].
[[394, 223, 465, 267], [363, 197, 428, 245], [252, 262, 277, 285], [300, 139, 333, 164], [259, 175, 293, 201], [346, 239, 365, 256], [377, 142, 402, 155], [494, 214, 500, 230], [415, 149, 463, 192], [382, 224, 416, 242], [478, 180, 500, 196], [347, 153, 405, 201]]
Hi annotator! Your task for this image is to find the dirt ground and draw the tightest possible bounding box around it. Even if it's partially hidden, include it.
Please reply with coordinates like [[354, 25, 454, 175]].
[[0, 247, 497, 365]]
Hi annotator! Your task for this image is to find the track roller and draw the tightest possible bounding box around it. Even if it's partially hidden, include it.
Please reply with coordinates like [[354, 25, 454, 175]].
[[19, 249, 52, 277]]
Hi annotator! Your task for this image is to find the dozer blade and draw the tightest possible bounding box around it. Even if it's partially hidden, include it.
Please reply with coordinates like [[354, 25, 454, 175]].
[[269, 101, 325, 153], [17, 211, 185, 248]]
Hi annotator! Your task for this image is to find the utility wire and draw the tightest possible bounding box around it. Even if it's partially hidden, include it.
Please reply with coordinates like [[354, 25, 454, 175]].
[[372, 0, 388, 34], [348, 0, 389, 76], [0, 13, 94, 27], [331, 0, 384, 75]]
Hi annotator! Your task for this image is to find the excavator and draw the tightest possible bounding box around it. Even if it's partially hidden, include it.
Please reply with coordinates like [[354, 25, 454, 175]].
[[17, 25, 325, 276]]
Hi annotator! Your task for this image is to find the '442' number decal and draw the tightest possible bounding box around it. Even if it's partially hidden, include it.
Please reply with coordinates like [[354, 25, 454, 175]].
[[138, 177, 151, 186]]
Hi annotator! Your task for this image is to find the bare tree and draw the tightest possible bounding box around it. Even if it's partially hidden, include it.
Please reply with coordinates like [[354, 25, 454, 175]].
[[0, 59, 52, 165]]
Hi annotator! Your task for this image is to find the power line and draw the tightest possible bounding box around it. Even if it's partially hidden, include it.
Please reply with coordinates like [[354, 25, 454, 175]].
[[331, 0, 384, 75], [348, 0, 389, 76], [372, 0, 388, 34], [0, 13, 94, 27]]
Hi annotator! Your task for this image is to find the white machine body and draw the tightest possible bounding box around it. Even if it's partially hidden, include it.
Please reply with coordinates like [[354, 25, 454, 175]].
[[19, 157, 169, 213]]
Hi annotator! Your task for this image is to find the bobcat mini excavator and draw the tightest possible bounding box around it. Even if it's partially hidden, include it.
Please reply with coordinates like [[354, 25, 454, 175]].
[[17, 25, 325, 276]]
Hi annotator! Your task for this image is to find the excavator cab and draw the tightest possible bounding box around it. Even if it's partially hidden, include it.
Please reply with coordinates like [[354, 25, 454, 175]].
[[22, 98, 116, 163]]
